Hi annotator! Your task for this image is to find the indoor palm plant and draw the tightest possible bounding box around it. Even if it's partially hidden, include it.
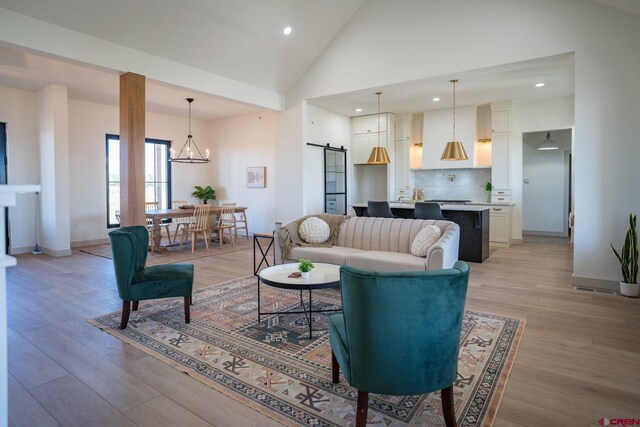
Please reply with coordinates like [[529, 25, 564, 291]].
[[192, 185, 216, 204], [611, 213, 638, 297]]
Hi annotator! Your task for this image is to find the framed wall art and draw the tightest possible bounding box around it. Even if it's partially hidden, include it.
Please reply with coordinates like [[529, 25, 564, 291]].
[[246, 166, 266, 188]]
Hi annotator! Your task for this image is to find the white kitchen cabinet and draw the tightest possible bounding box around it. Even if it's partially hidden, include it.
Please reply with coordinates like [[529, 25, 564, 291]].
[[352, 114, 387, 134], [491, 133, 509, 189], [351, 132, 388, 164], [394, 138, 410, 192], [422, 105, 477, 170], [491, 110, 510, 133], [395, 120, 410, 142], [490, 206, 512, 246]]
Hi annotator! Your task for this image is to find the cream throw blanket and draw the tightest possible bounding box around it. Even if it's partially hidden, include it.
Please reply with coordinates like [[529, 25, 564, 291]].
[[277, 214, 349, 261]]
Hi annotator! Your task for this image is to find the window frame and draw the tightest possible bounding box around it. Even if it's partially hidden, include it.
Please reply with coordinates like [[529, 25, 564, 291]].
[[105, 134, 172, 228]]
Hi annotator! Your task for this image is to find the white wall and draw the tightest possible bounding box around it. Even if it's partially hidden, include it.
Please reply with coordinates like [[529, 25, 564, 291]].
[[0, 86, 39, 254], [511, 96, 575, 241], [522, 129, 572, 234], [305, 105, 351, 215], [208, 112, 278, 234], [68, 98, 210, 245], [287, 0, 638, 286]]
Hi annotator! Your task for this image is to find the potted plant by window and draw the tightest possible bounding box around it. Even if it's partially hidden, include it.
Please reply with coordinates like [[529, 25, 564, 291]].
[[298, 259, 314, 280], [485, 182, 493, 203], [192, 185, 216, 204], [610, 213, 638, 297]]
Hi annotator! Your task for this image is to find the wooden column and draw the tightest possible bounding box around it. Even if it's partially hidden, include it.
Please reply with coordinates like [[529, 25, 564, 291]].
[[119, 72, 146, 226]]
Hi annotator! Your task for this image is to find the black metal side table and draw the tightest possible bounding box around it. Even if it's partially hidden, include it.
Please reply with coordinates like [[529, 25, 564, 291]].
[[253, 232, 275, 276]]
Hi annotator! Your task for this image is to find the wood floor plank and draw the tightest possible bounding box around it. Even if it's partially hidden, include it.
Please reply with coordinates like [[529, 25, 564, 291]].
[[29, 375, 136, 427], [7, 327, 68, 389], [21, 326, 160, 412], [125, 395, 213, 427], [8, 374, 60, 427]]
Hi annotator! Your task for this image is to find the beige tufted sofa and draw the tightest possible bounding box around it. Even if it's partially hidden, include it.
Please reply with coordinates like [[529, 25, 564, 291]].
[[275, 216, 460, 272]]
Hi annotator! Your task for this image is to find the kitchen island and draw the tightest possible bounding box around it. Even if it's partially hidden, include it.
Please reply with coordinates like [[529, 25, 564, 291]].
[[351, 203, 490, 263]]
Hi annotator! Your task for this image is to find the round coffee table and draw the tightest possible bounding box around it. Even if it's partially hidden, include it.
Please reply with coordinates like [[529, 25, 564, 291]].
[[257, 263, 341, 339]]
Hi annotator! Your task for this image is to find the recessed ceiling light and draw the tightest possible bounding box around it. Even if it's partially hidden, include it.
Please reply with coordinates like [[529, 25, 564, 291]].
[[355, 108, 362, 112], [283, 26, 292, 36], [535, 82, 545, 87], [432, 97, 440, 102]]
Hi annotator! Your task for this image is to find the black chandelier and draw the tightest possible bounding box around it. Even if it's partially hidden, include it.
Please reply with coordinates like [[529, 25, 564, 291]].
[[169, 98, 210, 164]]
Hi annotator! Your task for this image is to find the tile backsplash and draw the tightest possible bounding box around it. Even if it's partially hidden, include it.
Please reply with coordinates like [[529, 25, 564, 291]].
[[411, 168, 492, 202]]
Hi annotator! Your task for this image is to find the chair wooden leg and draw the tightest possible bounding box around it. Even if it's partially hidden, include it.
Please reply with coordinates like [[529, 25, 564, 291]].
[[180, 229, 186, 252], [184, 296, 191, 323], [191, 231, 196, 254], [120, 301, 131, 330], [189, 295, 193, 305], [218, 229, 223, 248], [356, 391, 368, 427], [203, 230, 210, 251], [441, 384, 457, 427], [331, 351, 339, 384], [132, 301, 139, 311]]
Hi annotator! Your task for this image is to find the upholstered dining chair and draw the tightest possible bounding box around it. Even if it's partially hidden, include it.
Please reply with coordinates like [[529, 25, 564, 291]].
[[212, 202, 236, 248], [414, 201, 445, 220], [109, 225, 194, 330], [367, 200, 396, 218], [329, 262, 470, 427], [180, 204, 213, 254]]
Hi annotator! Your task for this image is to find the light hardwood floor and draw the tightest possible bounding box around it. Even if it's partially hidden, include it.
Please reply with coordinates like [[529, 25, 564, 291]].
[[7, 240, 640, 426]]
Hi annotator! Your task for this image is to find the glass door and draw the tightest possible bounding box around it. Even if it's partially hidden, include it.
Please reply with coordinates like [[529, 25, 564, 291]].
[[324, 149, 347, 215]]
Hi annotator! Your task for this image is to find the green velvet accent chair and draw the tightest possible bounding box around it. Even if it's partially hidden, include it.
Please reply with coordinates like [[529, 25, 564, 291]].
[[329, 261, 470, 427], [109, 225, 194, 329]]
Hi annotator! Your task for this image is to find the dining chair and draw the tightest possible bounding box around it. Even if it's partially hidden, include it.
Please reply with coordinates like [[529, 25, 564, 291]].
[[172, 200, 192, 242], [180, 204, 213, 254], [367, 200, 396, 218], [330, 262, 470, 427], [414, 201, 445, 220], [109, 225, 194, 330], [144, 201, 173, 252], [212, 202, 236, 248], [233, 207, 249, 240]]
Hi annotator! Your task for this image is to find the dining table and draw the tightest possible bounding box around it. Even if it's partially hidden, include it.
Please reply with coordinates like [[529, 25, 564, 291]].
[[145, 206, 248, 253]]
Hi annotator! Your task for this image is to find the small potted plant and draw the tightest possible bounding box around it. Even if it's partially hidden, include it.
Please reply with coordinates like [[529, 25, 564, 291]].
[[485, 182, 493, 203], [298, 259, 314, 279], [192, 185, 216, 204], [610, 213, 638, 297]]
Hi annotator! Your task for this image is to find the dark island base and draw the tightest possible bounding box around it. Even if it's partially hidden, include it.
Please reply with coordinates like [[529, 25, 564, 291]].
[[352, 206, 489, 263]]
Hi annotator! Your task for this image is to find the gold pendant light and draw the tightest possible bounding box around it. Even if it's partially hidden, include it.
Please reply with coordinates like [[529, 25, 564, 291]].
[[367, 91, 391, 164], [440, 79, 469, 161]]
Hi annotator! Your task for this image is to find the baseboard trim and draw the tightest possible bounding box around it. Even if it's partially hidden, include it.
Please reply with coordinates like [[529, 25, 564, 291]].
[[41, 247, 72, 257], [9, 246, 35, 255], [511, 238, 523, 245], [523, 230, 568, 237], [71, 238, 109, 248], [572, 275, 619, 292]]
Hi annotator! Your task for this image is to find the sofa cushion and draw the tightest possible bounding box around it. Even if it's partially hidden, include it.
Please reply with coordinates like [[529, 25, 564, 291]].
[[289, 246, 365, 265], [345, 251, 427, 272], [299, 217, 330, 243], [410, 225, 441, 257]]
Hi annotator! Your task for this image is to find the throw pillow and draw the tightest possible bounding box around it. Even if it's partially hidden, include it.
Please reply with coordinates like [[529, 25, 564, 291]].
[[299, 217, 330, 244], [411, 225, 442, 257]]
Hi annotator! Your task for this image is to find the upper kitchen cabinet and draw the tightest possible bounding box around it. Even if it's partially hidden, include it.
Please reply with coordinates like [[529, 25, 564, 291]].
[[422, 105, 477, 169], [395, 120, 410, 142], [351, 132, 389, 164], [490, 101, 512, 192], [352, 113, 388, 134], [491, 101, 511, 133]]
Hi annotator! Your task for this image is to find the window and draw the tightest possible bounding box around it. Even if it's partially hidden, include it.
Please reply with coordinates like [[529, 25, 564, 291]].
[[106, 134, 172, 228]]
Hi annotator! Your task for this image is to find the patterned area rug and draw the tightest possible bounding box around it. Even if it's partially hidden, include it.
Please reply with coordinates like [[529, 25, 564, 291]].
[[89, 276, 524, 426], [79, 237, 253, 266]]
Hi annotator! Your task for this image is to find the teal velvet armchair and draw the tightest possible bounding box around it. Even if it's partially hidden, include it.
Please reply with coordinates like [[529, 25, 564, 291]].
[[109, 226, 194, 329], [329, 262, 470, 427]]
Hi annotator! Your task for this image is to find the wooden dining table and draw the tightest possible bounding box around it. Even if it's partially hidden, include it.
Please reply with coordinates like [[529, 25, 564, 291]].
[[145, 206, 248, 252]]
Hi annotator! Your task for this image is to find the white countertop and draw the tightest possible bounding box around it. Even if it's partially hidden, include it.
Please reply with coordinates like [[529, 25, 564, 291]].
[[352, 203, 490, 212]]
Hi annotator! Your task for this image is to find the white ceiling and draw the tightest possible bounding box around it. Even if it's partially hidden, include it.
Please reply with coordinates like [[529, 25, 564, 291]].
[[0, 0, 365, 94], [592, 0, 640, 16], [308, 54, 575, 117], [0, 46, 263, 120]]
